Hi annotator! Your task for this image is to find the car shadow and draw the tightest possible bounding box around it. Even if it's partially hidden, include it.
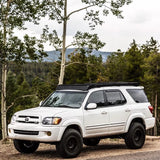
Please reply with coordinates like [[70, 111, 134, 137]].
[[83, 143, 127, 153], [9, 142, 127, 159]]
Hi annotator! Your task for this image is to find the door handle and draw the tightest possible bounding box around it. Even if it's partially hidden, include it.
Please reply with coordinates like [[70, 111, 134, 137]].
[[125, 109, 131, 112], [101, 111, 107, 115]]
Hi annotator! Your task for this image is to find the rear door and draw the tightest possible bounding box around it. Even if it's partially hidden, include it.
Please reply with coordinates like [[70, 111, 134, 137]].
[[104, 90, 131, 134]]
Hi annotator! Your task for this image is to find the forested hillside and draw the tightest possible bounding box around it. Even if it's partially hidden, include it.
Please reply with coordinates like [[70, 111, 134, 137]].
[[42, 48, 111, 62]]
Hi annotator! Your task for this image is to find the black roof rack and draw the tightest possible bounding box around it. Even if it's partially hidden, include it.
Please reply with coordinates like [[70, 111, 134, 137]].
[[56, 82, 139, 91]]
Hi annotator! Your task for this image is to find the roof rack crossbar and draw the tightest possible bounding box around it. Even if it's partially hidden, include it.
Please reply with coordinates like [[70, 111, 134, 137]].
[[56, 82, 139, 91]]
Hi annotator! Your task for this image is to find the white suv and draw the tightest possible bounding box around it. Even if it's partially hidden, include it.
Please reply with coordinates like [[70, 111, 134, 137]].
[[8, 82, 155, 158]]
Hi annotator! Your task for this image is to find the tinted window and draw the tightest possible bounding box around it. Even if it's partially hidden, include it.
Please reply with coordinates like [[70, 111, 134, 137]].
[[127, 89, 148, 103], [105, 90, 126, 106], [88, 91, 105, 107]]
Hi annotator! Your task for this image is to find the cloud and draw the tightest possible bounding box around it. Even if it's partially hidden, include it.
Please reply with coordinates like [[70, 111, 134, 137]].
[[129, 12, 152, 24]]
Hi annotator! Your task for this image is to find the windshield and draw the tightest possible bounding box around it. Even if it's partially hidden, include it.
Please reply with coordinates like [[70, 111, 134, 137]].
[[41, 91, 87, 108]]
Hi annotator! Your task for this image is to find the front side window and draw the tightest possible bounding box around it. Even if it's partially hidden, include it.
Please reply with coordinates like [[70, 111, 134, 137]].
[[87, 91, 105, 107], [127, 89, 148, 103], [105, 90, 126, 106], [41, 91, 87, 108]]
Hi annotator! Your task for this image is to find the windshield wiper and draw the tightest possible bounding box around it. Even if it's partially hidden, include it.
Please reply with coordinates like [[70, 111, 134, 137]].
[[41, 105, 54, 107], [55, 105, 75, 108]]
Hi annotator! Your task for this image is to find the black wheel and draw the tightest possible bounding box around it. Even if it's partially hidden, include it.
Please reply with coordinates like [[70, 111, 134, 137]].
[[125, 122, 145, 149], [13, 139, 39, 153], [83, 138, 100, 146], [56, 129, 83, 158]]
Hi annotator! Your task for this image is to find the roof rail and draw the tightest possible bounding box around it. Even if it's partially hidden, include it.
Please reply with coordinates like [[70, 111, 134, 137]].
[[56, 82, 139, 91]]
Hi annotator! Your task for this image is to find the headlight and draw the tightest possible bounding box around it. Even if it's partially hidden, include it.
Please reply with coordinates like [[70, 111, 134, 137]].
[[11, 114, 17, 124], [42, 117, 62, 125]]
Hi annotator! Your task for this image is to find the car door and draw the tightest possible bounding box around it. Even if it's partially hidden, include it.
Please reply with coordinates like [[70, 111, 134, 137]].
[[83, 90, 110, 137], [105, 90, 131, 134]]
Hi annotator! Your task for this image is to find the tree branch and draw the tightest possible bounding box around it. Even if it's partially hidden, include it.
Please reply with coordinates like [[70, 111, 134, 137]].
[[65, 43, 76, 49], [65, 62, 94, 67], [6, 94, 37, 112], [67, 4, 95, 18], [53, 6, 63, 19]]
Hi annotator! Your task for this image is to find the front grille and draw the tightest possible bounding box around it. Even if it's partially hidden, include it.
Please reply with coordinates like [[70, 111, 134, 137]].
[[14, 129, 39, 135], [16, 121, 39, 124], [18, 115, 39, 119], [16, 115, 40, 124]]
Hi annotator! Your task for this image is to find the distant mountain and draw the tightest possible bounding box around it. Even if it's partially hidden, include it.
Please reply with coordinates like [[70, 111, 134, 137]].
[[42, 48, 112, 62]]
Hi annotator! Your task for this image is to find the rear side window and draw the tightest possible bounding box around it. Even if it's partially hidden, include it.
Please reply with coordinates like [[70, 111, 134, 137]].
[[105, 90, 126, 106], [127, 89, 148, 103]]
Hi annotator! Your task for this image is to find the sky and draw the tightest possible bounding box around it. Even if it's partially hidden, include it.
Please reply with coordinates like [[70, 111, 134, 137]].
[[16, 0, 160, 52]]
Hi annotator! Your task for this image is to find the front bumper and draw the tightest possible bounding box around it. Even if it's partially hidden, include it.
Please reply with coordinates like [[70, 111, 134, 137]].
[[8, 123, 65, 142]]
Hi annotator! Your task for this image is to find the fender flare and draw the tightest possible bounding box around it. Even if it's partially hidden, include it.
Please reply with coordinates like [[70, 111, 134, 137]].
[[57, 119, 84, 141], [125, 113, 146, 133]]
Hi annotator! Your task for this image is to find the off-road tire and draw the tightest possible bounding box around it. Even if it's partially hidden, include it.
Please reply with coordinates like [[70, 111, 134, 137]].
[[125, 122, 145, 149], [56, 129, 83, 158], [83, 138, 100, 146], [13, 139, 39, 153]]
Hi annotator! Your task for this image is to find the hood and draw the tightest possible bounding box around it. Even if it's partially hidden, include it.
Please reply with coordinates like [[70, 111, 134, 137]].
[[15, 107, 70, 118]]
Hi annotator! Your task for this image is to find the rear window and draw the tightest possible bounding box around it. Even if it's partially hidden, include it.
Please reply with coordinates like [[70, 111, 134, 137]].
[[127, 89, 148, 103], [105, 90, 126, 106]]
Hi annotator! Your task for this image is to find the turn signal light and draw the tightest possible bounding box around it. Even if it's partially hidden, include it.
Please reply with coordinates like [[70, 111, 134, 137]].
[[53, 118, 62, 125]]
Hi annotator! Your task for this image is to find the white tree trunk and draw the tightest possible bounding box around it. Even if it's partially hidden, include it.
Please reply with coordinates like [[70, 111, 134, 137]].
[[1, 63, 7, 140], [154, 92, 157, 136], [58, 0, 67, 85]]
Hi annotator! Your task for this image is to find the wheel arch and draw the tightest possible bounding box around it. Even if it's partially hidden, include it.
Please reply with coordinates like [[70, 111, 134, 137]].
[[65, 124, 83, 135], [125, 115, 146, 133], [57, 123, 83, 141]]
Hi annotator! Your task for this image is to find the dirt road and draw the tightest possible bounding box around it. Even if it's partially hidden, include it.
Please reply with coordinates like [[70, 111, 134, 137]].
[[0, 137, 160, 160]]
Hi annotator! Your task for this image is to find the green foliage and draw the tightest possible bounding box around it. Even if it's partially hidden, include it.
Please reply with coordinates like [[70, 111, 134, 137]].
[[73, 32, 105, 52], [41, 25, 62, 50], [32, 77, 54, 100], [106, 50, 126, 81], [141, 52, 160, 105], [0, 0, 47, 65], [65, 50, 106, 84], [16, 72, 25, 85], [0, 0, 41, 29], [6, 71, 38, 125], [124, 40, 143, 82], [6, 71, 17, 106], [41, 0, 131, 29], [40, 0, 132, 50], [106, 40, 144, 82], [0, 32, 47, 64], [141, 37, 159, 58]]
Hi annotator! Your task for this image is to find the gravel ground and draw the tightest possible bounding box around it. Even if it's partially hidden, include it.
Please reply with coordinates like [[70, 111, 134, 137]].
[[0, 137, 160, 160], [90, 150, 160, 160]]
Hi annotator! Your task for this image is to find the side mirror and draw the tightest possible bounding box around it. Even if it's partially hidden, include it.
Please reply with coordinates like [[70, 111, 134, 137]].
[[86, 103, 97, 110], [39, 101, 43, 106]]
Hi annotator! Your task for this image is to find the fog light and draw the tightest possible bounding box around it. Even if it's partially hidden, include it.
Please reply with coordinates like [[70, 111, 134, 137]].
[[46, 131, 52, 136]]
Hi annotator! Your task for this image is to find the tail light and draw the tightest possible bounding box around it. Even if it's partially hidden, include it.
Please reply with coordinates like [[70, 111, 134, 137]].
[[148, 106, 153, 114]]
